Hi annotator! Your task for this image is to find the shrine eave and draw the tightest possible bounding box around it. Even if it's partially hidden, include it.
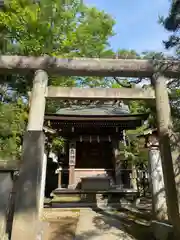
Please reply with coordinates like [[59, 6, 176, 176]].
[[44, 113, 149, 122]]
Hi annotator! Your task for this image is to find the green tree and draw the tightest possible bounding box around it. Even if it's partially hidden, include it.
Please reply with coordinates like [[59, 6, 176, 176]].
[[0, 97, 28, 159], [160, 1, 180, 131], [0, 0, 115, 92], [160, 0, 180, 54], [0, 0, 116, 158]]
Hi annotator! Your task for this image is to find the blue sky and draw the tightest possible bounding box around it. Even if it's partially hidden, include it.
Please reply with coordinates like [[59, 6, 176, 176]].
[[84, 0, 171, 54]]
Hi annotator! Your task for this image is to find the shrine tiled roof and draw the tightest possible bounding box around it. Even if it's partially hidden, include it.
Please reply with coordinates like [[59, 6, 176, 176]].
[[56, 102, 130, 116], [45, 103, 149, 132]]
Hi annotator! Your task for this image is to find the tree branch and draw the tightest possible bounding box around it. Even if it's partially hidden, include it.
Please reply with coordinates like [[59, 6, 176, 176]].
[[113, 77, 143, 88]]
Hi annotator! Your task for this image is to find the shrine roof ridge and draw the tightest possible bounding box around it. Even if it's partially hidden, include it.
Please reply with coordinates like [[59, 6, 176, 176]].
[[54, 103, 130, 116]]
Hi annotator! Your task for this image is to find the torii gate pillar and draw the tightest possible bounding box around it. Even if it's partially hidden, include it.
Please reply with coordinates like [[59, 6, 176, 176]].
[[11, 70, 48, 240], [153, 74, 180, 239]]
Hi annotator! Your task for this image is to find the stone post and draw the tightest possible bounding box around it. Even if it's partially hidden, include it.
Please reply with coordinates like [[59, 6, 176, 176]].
[[68, 141, 76, 189], [11, 70, 48, 240], [147, 134, 168, 220], [153, 74, 180, 238]]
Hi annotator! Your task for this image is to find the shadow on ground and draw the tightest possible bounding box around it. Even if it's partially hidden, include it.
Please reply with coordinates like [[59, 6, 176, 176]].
[[44, 216, 78, 240], [75, 207, 153, 240]]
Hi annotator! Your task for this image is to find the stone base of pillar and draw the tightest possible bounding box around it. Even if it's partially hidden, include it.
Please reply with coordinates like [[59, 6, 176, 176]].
[[0, 172, 13, 239], [11, 131, 46, 240]]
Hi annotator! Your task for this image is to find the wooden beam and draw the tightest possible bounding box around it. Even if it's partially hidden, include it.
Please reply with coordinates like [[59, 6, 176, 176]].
[[46, 87, 155, 100], [0, 56, 179, 77]]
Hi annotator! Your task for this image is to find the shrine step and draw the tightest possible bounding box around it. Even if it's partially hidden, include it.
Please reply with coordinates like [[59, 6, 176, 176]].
[[47, 190, 108, 208], [51, 193, 98, 202], [53, 187, 138, 194], [51, 193, 81, 201], [51, 202, 100, 208], [45, 188, 139, 209]]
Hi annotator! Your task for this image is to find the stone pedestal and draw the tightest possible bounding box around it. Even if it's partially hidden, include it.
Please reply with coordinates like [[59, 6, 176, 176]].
[[81, 177, 110, 191]]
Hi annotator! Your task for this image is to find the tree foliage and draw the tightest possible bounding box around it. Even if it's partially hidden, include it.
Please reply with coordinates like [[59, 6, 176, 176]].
[[160, 0, 180, 54], [0, 0, 115, 91], [0, 0, 116, 159], [0, 97, 28, 159], [159, 0, 180, 134]]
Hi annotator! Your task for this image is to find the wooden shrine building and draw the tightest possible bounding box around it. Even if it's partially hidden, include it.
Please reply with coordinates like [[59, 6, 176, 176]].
[[44, 102, 148, 191]]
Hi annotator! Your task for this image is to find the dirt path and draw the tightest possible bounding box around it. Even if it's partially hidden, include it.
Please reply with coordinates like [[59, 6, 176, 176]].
[[41, 206, 151, 240], [74, 207, 151, 240], [75, 208, 136, 240], [42, 209, 79, 240]]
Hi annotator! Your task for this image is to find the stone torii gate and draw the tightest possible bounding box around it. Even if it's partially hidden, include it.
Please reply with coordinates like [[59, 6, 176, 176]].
[[0, 56, 179, 239]]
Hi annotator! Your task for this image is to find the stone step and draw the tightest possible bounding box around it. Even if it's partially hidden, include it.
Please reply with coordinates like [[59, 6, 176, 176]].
[[46, 190, 140, 210], [52, 195, 81, 203], [51, 202, 124, 208], [45, 193, 126, 209], [51, 192, 81, 198], [51, 202, 98, 208], [51, 194, 106, 203]]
